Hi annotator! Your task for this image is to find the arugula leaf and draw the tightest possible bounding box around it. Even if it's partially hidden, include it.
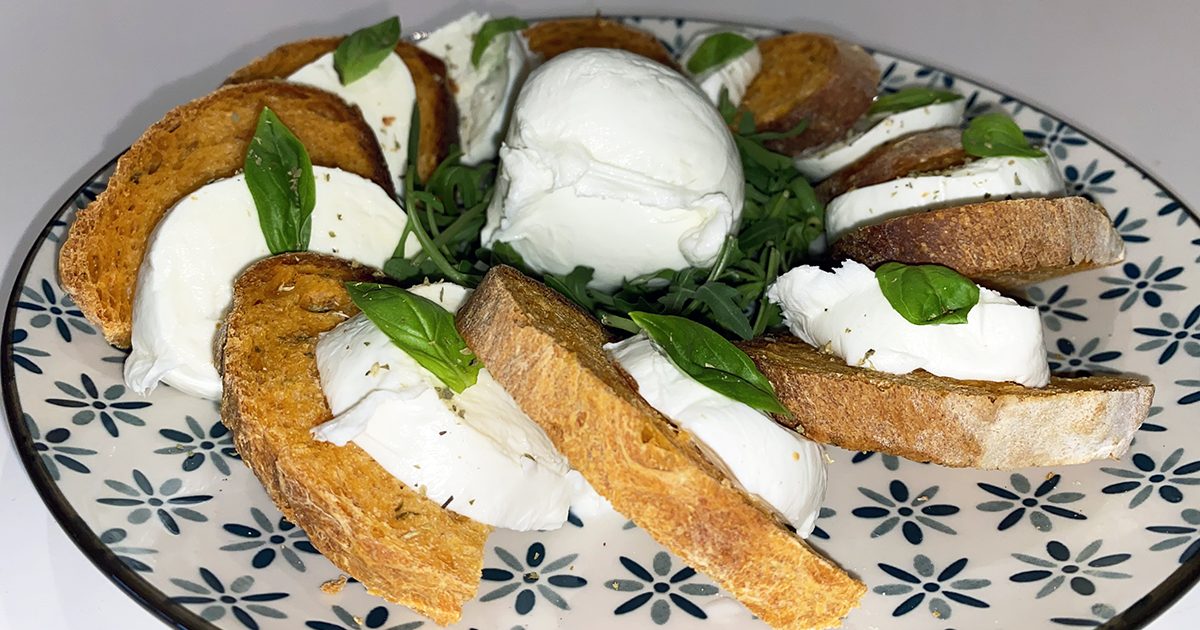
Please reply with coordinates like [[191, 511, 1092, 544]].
[[691, 283, 753, 340], [744, 119, 809, 142], [244, 107, 316, 254], [685, 32, 755, 75], [472, 17, 528, 67], [385, 107, 493, 287], [383, 256, 441, 284], [629, 312, 790, 416], [345, 282, 481, 392], [486, 241, 530, 271], [868, 87, 962, 116], [334, 17, 402, 85], [544, 266, 598, 311], [875, 262, 980, 325], [961, 112, 1045, 158]]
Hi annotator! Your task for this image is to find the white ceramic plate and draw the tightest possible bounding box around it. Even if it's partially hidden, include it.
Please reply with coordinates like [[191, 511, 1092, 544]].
[[5, 15, 1199, 630]]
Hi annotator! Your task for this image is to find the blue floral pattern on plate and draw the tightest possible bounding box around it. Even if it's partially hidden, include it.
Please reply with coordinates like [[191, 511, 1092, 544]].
[[3, 16, 1199, 630]]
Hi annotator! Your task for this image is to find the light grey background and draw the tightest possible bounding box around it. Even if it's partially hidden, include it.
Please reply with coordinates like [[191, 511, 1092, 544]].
[[1, 1, 1196, 628]]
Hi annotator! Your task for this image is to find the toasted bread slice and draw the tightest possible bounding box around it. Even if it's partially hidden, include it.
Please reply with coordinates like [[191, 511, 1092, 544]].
[[457, 265, 864, 630], [58, 81, 393, 348], [219, 252, 489, 625], [741, 34, 879, 155], [815, 127, 969, 201], [739, 335, 1152, 469], [523, 17, 677, 68], [226, 37, 456, 181], [831, 196, 1126, 291]]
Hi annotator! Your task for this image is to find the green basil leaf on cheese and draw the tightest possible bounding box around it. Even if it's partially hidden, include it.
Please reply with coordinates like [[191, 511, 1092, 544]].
[[345, 282, 482, 393], [961, 112, 1045, 158], [628, 311, 790, 416], [686, 32, 755, 76], [874, 262, 980, 325], [867, 87, 963, 116], [472, 17, 528, 68], [243, 107, 316, 254], [334, 16, 402, 85]]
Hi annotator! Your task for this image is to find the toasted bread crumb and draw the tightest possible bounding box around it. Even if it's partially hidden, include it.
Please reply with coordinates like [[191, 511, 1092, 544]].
[[320, 575, 348, 594]]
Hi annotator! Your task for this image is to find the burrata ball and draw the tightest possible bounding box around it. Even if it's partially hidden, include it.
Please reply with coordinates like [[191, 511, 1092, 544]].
[[481, 48, 744, 290]]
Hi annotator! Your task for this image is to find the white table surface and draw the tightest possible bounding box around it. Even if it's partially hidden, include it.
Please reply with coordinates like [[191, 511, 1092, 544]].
[[1, 1, 1197, 628]]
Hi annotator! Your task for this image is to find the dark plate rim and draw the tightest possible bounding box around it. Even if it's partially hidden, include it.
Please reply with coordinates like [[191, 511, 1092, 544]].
[[3, 14, 1198, 630]]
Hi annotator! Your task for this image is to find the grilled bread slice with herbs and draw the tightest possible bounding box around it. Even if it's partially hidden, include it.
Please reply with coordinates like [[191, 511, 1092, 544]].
[[457, 265, 864, 630], [523, 17, 677, 68], [58, 81, 393, 349], [832, 196, 1126, 291], [814, 127, 970, 202], [219, 252, 489, 625], [225, 38, 455, 182], [740, 33, 879, 155], [739, 335, 1152, 469]]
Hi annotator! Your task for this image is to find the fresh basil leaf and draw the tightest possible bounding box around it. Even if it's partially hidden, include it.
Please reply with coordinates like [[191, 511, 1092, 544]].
[[334, 16, 401, 85], [345, 282, 481, 393], [472, 17, 528, 68], [629, 312, 790, 416], [686, 32, 755, 75], [244, 107, 316, 254], [961, 112, 1045, 158], [875, 262, 980, 325], [868, 87, 962, 116]]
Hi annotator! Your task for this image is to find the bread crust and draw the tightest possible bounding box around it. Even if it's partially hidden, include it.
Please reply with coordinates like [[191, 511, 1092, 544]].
[[741, 34, 879, 155], [831, 196, 1126, 291], [815, 127, 969, 201], [226, 37, 457, 181], [523, 17, 677, 68], [219, 252, 489, 625], [739, 335, 1153, 469], [457, 265, 864, 630], [58, 81, 394, 348]]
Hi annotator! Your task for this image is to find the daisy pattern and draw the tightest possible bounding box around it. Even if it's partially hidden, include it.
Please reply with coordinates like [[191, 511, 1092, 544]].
[[874, 554, 990, 620], [977, 473, 1086, 531], [607, 551, 717, 624], [1101, 449, 1200, 508], [1098, 257, 1186, 311], [1009, 540, 1131, 598], [170, 568, 288, 628], [479, 542, 587, 615]]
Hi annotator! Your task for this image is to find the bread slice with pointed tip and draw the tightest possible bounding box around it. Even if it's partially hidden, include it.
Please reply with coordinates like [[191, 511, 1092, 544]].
[[225, 38, 456, 182], [740, 33, 879, 155], [58, 80, 394, 348], [738, 335, 1153, 469], [523, 17, 677, 68], [457, 265, 864, 630], [831, 196, 1126, 291], [219, 252, 489, 625]]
